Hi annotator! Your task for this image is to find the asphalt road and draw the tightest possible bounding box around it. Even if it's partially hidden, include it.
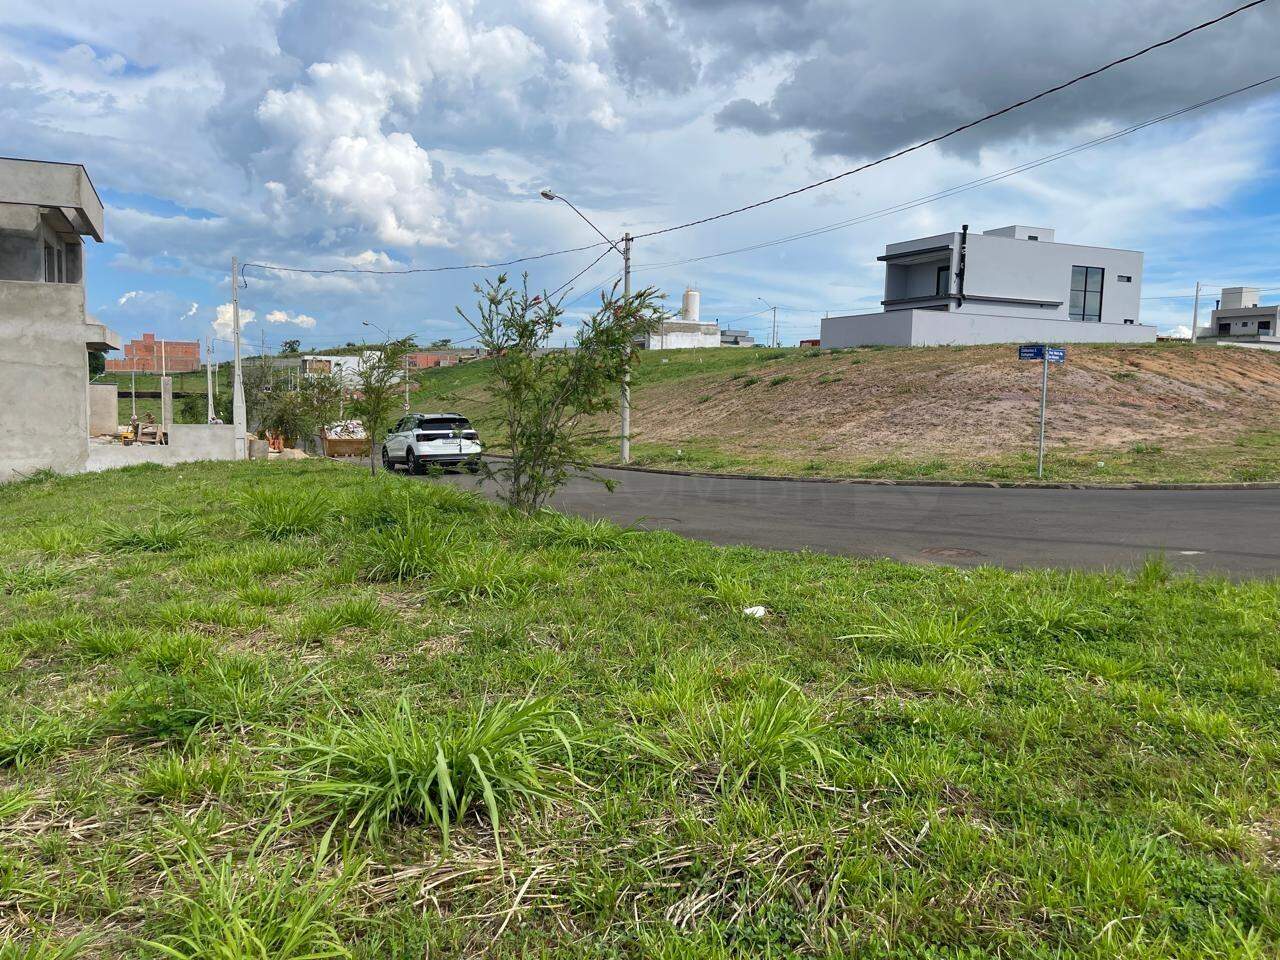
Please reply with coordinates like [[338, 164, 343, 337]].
[[426, 465, 1280, 577]]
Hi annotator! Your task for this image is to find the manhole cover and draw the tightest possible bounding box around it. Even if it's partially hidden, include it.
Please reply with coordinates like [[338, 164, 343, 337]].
[[920, 546, 986, 559]]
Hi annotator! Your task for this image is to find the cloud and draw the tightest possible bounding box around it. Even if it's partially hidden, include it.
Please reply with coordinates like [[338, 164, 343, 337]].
[[212, 303, 255, 340], [1166, 324, 1193, 339], [117, 290, 140, 305], [264, 309, 318, 328], [703, 1, 1280, 159], [256, 56, 449, 247]]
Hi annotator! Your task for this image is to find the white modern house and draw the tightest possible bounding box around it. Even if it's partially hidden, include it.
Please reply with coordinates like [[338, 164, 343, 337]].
[[821, 225, 1156, 347], [1203, 287, 1280, 351]]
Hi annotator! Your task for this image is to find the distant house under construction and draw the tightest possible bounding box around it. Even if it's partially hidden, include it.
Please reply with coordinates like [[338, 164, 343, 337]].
[[105, 332, 201, 373]]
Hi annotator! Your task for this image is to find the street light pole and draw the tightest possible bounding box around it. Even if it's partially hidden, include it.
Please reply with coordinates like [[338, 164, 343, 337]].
[[757, 297, 778, 348], [1190, 280, 1202, 343], [540, 189, 633, 463]]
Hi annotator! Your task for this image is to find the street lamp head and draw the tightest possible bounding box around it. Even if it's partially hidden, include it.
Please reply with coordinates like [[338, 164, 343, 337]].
[[539, 188, 557, 201]]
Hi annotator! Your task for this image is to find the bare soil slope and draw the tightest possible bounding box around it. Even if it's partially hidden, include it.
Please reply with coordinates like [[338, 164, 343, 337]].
[[625, 344, 1280, 459]]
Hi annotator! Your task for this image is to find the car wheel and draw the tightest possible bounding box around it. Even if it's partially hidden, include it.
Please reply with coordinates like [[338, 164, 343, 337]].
[[381, 446, 394, 471], [407, 448, 422, 475]]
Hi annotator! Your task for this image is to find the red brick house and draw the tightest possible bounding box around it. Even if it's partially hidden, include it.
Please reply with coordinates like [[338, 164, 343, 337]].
[[105, 333, 201, 373]]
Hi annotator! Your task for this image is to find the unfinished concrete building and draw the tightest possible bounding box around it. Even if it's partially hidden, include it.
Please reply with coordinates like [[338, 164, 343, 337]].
[[0, 157, 119, 482]]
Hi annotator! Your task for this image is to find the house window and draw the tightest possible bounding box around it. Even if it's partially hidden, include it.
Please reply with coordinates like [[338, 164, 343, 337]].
[[44, 244, 56, 282], [56, 248, 64, 283], [1218, 321, 1231, 336], [1027, 235, 1039, 241], [935, 265, 950, 297], [1117, 275, 1132, 283], [1261, 320, 1273, 333], [1070, 266, 1104, 322], [1123, 319, 1134, 325]]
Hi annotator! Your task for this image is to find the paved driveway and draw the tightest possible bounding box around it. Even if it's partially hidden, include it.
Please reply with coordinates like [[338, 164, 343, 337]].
[[424, 465, 1280, 577]]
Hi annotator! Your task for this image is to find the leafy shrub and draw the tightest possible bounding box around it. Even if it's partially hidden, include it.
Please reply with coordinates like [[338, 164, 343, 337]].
[[768, 375, 793, 387], [285, 696, 582, 850]]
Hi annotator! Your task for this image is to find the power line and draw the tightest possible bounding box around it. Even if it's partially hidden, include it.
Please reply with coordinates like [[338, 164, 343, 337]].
[[630, 0, 1272, 242], [238, 239, 609, 286], [629, 74, 1280, 275]]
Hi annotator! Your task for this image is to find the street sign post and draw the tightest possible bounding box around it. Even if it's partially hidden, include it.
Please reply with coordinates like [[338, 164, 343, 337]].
[[1019, 344, 1065, 478]]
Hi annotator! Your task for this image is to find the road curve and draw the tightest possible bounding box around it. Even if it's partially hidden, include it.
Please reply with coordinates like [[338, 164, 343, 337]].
[[431, 465, 1280, 577]]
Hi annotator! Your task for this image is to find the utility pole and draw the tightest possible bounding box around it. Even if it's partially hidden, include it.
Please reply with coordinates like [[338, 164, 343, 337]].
[[130, 365, 137, 418], [771, 305, 778, 348], [403, 355, 410, 411], [621, 231, 632, 464], [231, 256, 247, 459], [205, 338, 215, 422], [1190, 280, 1202, 343]]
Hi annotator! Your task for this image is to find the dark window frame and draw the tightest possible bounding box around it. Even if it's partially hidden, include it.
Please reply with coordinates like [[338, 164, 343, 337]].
[[935, 264, 950, 297], [1117, 275, 1132, 283], [44, 244, 56, 282], [1070, 265, 1105, 322], [1218, 321, 1232, 336]]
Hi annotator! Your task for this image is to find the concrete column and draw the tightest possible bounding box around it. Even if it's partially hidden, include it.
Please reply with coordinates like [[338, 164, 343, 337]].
[[160, 375, 173, 443]]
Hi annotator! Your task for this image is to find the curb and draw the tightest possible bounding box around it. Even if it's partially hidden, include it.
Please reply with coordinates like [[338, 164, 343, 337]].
[[565, 459, 1280, 492]]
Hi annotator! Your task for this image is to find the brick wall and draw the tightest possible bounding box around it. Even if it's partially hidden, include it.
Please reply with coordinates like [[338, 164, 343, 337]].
[[105, 332, 202, 372]]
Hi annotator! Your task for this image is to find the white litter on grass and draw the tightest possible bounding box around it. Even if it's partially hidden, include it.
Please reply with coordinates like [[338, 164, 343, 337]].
[[742, 606, 768, 619]]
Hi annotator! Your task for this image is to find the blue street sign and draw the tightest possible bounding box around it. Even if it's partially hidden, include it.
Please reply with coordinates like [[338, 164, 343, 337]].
[[1018, 344, 1066, 364]]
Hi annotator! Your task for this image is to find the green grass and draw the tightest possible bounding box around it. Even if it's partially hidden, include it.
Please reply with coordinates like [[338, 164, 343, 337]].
[[1, 459, 1280, 956]]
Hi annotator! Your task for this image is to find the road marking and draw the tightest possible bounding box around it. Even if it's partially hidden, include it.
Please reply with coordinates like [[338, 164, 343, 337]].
[[1178, 550, 1205, 556]]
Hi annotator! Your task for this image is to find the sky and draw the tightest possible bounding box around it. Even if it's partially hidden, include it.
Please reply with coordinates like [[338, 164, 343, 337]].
[[4, 0, 1280, 354]]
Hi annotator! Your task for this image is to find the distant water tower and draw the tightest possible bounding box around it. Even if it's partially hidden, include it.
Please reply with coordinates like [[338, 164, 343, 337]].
[[682, 287, 700, 324]]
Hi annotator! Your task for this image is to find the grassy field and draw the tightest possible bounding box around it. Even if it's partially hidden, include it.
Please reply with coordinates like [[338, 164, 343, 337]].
[[408, 345, 1280, 484], [2, 460, 1280, 957]]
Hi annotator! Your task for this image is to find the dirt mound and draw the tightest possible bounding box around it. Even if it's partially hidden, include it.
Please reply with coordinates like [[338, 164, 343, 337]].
[[627, 344, 1280, 458]]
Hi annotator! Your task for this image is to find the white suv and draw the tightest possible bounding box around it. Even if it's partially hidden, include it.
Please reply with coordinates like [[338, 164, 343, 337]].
[[382, 412, 482, 474]]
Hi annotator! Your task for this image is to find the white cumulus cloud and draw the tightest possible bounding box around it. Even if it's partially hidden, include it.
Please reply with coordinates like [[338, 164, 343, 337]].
[[265, 309, 318, 328], [256, 56, 447, 247], [212, 303, 255, 340]]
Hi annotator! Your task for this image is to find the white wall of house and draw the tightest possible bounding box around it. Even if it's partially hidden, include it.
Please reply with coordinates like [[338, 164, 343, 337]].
[[825, 225, 1150, 348], [822, 308, 1156, 348]]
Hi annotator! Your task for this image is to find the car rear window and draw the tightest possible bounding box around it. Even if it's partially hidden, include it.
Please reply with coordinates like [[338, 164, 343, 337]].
[[417, 418, 471, 432]]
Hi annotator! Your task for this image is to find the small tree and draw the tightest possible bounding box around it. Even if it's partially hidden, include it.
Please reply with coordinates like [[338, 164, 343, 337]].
[[259, 373, 343, 447], [350, 343, 412, 477], [280, 338, 302, 355], [459, 273, 666, 513]]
